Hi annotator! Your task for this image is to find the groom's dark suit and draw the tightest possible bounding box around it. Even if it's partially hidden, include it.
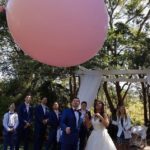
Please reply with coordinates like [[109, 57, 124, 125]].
[[60, 108, 81, 150]]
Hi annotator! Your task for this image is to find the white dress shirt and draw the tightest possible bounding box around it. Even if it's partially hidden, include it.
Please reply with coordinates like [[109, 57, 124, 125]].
[[80, 109, 86, 119], [41, 104, 46, 114], [54, 110, 59, 119], [3, 111, 19, 131], [73, 108, 79, 128], [25, 102, 30, 113]]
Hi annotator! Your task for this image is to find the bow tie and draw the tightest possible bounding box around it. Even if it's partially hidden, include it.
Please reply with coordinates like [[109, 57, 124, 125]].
[[9, 112, 14, 115]]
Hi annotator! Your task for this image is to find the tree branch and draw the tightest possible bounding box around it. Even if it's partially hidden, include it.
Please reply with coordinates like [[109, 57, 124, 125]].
[[137, 9, 150, 36], [103, 81, 115, 112], [115, 81, 122, 105], [122, 83, 131, 101], [121, 82, 129, 91]]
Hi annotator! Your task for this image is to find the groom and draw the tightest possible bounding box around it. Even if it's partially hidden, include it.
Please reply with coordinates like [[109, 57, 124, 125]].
[[60, 98, 81, 150]]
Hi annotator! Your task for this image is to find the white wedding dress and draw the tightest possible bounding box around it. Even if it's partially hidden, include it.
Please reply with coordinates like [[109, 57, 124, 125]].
[[85, 117, 116, 150]]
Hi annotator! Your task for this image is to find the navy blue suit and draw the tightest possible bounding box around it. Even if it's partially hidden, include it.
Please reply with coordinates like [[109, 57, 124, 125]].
[[3, 112, 19, 150], [60, 108, 81, 150], [34, 104, 49, 150], [16, 103, 33, 150], [46, 110, 61, 150]]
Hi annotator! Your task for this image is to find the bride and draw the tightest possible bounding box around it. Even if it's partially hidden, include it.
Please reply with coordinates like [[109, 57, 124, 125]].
[[85, 100, 116, 150]]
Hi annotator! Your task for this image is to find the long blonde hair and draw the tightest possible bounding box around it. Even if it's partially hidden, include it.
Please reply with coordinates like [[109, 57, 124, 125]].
[[117, 106, 127, 120]]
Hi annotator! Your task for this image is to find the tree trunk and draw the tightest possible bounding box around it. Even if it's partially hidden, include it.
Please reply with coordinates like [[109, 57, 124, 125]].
[[147, 85, 150, 121], [116, 81, 123, 106], [103, 82, 116, 117], [73, 73, 77, 97], [69, 76, 73, 101], [141, 82, 148, 125]]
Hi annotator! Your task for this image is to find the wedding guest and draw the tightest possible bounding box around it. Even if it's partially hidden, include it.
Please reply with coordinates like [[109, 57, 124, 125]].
[[79, 101, 89, 120], [16, 95, 33, 150], [34, 97, 49, 150], [46, 101, 61, 150], [79, 111, 93, 150], [3, 103, 19, 150], [112, 106, 131, 150], [107, 108, 118, 143]]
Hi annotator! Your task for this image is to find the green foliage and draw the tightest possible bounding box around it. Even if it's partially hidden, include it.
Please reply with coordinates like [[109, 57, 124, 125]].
[[127, 100, 144, 125]]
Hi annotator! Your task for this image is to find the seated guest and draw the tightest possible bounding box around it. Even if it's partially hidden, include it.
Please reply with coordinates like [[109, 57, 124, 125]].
[[3, 103, 19, 150], [79, 111, 93, 150], [46, 101, 61, 150]]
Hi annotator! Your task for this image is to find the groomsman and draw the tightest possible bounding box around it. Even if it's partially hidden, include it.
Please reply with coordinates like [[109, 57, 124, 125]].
[[3, 103, 19, 150], [79, 101, 89, 120], [61, 98, 81, 150], [46, 101, 61, 150], [16, 95, 33, 150], [34, 97, 49, 150]]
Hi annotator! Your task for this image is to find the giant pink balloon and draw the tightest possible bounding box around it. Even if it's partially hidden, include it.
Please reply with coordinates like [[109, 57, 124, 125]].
[[6, 0, 108, 67]]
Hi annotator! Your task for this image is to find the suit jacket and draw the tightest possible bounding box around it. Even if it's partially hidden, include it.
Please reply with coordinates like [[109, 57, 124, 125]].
[[18, 102, 33, 129], [79, 109, 89, 120], [112, 115, 131, 139], [60, 108, 81, 145], [47, 110, 61, 141], [34, 104, 49, 132], [48, 110, 61, 129]]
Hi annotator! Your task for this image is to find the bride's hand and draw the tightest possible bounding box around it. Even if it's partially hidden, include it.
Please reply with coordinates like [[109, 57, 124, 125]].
[[95, 113, 102, 119]]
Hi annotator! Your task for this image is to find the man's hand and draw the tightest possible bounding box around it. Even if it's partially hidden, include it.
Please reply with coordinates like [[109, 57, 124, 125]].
[[8, 128, 14, 132], [65, 127, 71, 134], [24, 122, 31, 128], [42, 119, 48, 125]]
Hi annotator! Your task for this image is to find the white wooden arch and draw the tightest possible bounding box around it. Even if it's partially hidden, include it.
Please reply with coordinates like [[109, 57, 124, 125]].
[[77, 66, 150, 83], [76, 66, 150, 108]]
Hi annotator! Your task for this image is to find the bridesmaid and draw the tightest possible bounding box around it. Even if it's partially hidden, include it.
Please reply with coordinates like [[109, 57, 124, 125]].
[[112, 106, 132, 150]]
